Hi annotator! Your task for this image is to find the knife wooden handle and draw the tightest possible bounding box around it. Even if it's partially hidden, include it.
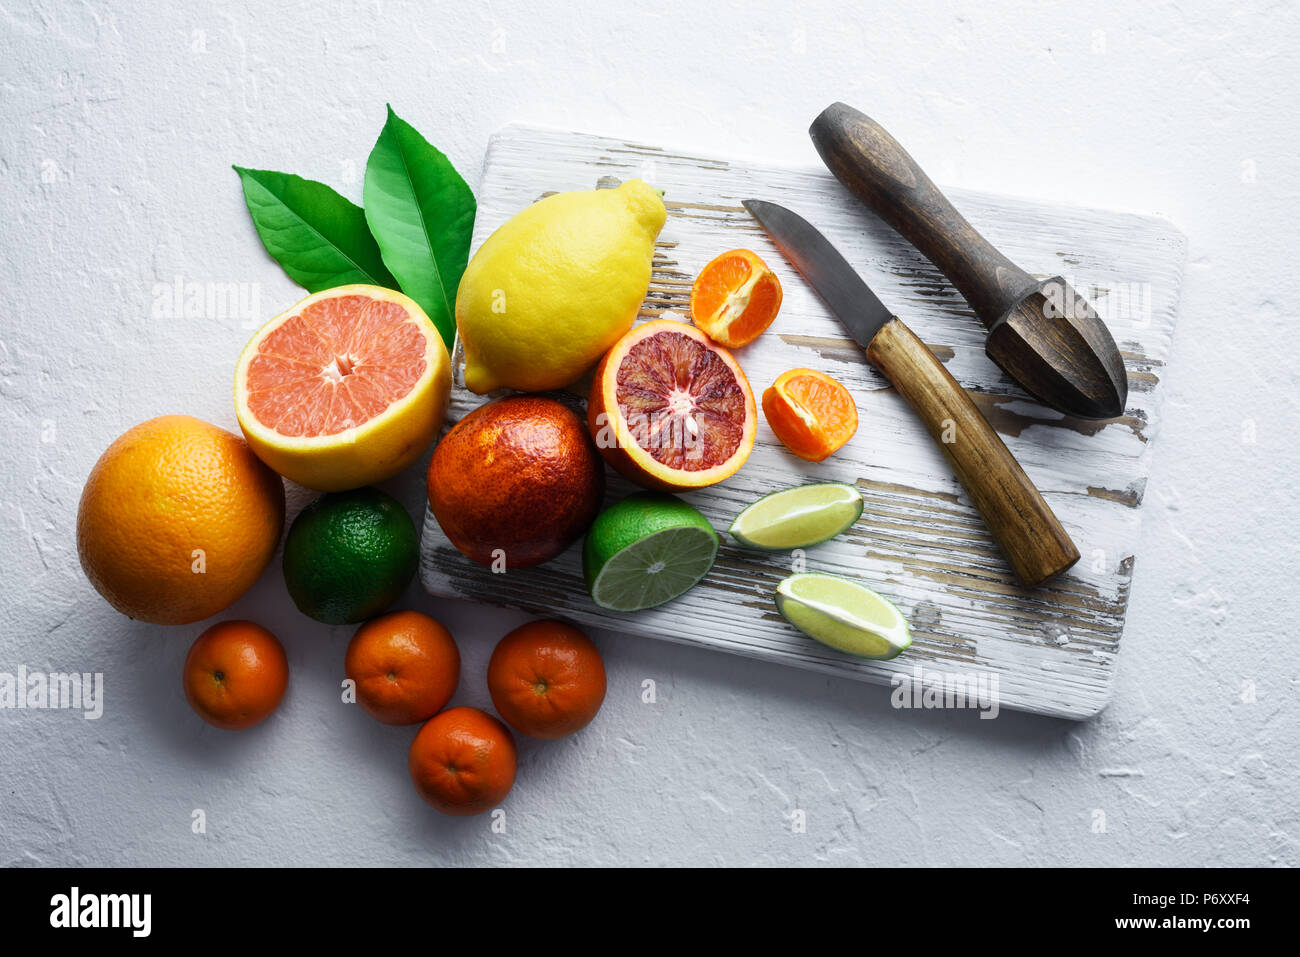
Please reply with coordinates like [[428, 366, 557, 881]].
[[866, 318, 1079, 586], [810, 102, 1038, 330]]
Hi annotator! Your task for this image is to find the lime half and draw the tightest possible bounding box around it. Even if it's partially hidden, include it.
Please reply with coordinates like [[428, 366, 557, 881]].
[[775, 573, 911, 660], [584, 492, 719, 611], [730, 483, 863, 550]]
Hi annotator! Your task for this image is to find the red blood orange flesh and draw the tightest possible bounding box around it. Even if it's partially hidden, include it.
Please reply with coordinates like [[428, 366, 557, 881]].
[[588, 319, 756, 491]]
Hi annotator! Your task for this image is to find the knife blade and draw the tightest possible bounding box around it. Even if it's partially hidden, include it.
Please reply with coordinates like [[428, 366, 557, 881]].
[[742, 200, 894, 350], [743, 198, 1079, 587]]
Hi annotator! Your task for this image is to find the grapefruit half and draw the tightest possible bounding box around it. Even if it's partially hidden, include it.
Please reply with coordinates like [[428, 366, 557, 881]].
[[234, 285, 451, 491], [588, 318, 756, 491]]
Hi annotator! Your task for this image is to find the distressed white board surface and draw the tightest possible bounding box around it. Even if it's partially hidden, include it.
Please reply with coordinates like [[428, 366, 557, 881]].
[[420, 124, 1186, 720]]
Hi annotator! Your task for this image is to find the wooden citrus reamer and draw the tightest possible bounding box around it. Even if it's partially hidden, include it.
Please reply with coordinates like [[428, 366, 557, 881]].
[[810, 103, 1129, 421]]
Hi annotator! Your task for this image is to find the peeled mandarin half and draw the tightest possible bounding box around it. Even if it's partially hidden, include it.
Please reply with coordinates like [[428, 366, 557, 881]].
[[689, 248, 783, 348], [762, 368, 858, 462]]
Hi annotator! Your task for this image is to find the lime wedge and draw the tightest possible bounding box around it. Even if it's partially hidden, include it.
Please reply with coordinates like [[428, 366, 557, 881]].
[[729, 482, 863, 550], [775, 573, 911, 660], [584, 493, 719, 611]]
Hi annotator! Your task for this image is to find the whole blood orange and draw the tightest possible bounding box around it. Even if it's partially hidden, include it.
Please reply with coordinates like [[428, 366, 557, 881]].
[[77, 415, 285, 625], [689, 248, 783, 348], [345, 610, 460, 726], [409, 706, 517, 816], [427, 396, 604, 568], [234, 284, 451, 492], [588, 319, 756, 491], [182, 620, 289, 730], [487, 620, 606, 740], [763, 368, 859, 462]]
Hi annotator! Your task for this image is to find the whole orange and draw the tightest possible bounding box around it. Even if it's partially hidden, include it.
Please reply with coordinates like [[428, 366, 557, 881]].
[[487, 620, 606, 739], [345, 610, 460, 726], [409, 706, 517, 816], [182, 620, 289, 730], [77, 415, 285, 625], [426, 396, 604, 569]]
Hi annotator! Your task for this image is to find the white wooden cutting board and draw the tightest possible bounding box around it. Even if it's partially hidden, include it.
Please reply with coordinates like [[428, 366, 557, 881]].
[[419, 123, 1186, 720]]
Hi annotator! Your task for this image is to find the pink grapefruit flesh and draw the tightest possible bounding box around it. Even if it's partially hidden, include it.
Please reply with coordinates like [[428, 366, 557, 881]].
[[244, 294, 428, 438], [234, 284, 451, 492]]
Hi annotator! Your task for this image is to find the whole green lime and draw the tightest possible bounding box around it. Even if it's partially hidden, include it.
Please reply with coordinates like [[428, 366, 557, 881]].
[[283, 487, 418, 625]]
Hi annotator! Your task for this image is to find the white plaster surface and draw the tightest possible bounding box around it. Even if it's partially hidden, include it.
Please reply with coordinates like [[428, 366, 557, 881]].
[[1, 0, 1296, 866]]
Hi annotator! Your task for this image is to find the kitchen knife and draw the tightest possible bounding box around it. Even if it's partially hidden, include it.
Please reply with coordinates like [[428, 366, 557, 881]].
[[743, 199, 1079, 587], [809, 102, 1128, 420]]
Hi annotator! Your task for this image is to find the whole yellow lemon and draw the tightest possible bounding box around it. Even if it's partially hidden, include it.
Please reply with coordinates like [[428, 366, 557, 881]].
[[455, 179, 667, 394]]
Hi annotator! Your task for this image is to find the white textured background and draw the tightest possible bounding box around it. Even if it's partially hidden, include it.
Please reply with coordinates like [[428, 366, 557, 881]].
[[2, 0, 1297, 866]]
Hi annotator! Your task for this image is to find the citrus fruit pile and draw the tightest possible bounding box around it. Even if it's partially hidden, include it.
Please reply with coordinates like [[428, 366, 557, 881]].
[[357, 614, 608, 815], [433, 185, 889, 617], [429, 184, 905, 638], [78, 285, 451, 627], [74, 160, 915, 824]]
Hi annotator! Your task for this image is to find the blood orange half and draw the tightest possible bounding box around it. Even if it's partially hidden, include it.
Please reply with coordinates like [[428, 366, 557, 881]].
[[588, 318, 756, 491], [234, 284, 451, 491]]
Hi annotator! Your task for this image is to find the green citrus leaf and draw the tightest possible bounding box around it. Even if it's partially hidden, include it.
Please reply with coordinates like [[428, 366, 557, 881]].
[[234, 165, 398, 292], [363, 105, 476, 349]]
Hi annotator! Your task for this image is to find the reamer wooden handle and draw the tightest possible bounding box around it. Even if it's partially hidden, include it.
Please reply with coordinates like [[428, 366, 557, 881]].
[[811, 102, 1040, 330]]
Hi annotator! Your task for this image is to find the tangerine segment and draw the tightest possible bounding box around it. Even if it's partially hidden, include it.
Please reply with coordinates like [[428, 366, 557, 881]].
[[763, 368, 859, 462], [689, 249, 783, 348], [589, 319, 756, 492]]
